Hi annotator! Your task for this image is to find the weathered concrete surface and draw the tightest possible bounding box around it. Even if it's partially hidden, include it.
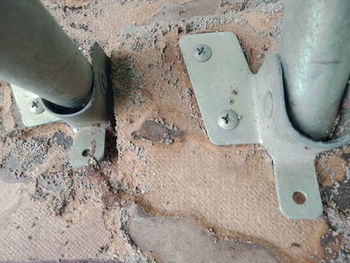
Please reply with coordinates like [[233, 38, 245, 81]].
[[128, 206, 281, 263], [0, 0, 348, 263]]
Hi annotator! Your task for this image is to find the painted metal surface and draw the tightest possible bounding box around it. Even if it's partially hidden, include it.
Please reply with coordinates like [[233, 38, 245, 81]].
[[0, 0, 92, 108], [180, 32, 350, 218], [279, 0, 350, 141], [1, 0, 110, 167], [180, 32, 257, 145], [43, 43, 110, 167], [70, 125, 106, 167], [11, 43, 110, 167], [11, 85, 60, 127]]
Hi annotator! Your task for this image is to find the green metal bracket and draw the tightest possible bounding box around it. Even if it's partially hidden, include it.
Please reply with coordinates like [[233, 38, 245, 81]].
[[180, 32, 350, 218]]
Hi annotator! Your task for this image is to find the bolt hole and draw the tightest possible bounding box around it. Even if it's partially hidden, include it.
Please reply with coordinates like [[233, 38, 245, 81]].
[[292, 191, 306, 205], [82, 149, 90, 157]]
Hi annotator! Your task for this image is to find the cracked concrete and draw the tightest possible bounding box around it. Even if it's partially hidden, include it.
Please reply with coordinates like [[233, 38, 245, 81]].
[[127, 205, 280, 263], [0, 0, 349, 262]]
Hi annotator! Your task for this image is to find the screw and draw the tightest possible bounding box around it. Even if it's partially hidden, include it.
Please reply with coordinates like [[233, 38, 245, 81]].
[[29, 98, 44, 114], [217, 110, 239, 130], [193, 44, 212, 62]]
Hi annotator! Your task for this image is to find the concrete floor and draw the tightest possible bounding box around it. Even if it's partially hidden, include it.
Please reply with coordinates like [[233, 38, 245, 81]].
[[0, 1, 349, 262]]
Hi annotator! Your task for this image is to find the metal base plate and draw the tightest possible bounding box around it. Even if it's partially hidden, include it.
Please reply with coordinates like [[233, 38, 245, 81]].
[[11, 85, 59, 127], [71, 125, 106, 167], [10, 43, 110, 167], [180, 32, 350, 219]]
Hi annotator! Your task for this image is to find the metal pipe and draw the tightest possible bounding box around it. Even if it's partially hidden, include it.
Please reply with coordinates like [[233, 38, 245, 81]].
[[333, 82, 350, 138], [0, 0, 92, 109], [279, 0, 350, 141]]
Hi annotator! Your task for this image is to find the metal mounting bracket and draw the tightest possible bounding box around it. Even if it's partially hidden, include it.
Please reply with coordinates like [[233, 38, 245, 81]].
[[11, 43, 110, 167], [180, 32, 350, 218]]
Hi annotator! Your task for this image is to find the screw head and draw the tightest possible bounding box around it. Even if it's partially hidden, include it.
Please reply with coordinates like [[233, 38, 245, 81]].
[[217, 110, 239, 130], [193, 44, 212, 62], [29, 98, 44, 114]]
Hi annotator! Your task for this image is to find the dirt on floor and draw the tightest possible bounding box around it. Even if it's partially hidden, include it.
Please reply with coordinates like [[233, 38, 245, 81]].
[[0, 0, 349, 263]]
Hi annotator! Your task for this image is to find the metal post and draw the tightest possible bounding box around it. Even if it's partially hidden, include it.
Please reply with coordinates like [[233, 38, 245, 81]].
[[334, 83, 350, 138], [279, 0, 350, 141], [0, 0, 93, 109]]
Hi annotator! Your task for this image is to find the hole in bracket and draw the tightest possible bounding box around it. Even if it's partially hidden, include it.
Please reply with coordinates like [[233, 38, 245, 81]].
[[292, 191, 306, 205], [82, 149, 90, 157]]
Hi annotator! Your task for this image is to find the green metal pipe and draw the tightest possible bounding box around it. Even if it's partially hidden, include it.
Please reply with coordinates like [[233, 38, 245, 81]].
[[0, 0, 93, 109], [279, 0, 350, 141]]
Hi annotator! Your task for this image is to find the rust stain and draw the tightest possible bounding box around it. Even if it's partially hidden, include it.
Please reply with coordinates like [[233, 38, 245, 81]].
[[131, 119, 185, 144]]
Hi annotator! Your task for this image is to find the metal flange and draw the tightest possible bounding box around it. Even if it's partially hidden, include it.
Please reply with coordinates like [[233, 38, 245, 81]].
[[11, 43, 110, 167], [180, 32, 350, 219]]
